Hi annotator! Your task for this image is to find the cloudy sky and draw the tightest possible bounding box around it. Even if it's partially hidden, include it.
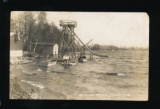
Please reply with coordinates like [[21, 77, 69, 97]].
[[11, 12, 149, 48], [46, 12, 149, 48]]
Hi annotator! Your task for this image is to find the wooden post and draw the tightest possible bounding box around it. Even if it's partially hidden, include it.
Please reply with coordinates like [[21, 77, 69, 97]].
[[89, 53, 93, 59]]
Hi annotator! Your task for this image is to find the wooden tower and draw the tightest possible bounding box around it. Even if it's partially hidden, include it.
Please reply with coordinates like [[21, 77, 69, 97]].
[[59, 20, 77, 57]]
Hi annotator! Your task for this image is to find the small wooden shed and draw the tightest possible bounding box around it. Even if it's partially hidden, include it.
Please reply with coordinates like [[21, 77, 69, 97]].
[[35, 42, 59, 55]]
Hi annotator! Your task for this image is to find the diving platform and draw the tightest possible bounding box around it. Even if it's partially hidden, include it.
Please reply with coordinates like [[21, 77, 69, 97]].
[[60, 20, 77, 27]]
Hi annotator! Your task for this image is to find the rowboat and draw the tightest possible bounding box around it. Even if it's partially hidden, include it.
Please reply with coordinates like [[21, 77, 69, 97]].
[[48, 60, 57, 66], [38, 60, 57, 67], [69, 62, 76, 66], [78, 57, 87, 63]]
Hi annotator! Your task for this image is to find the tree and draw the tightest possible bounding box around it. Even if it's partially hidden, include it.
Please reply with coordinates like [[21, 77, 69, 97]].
[[50, 22, 62, 44], [11, 11, 64, 54], [26, 12, 36, 51], [33, 12, 48, 52], [10, 18, 15, 32], [13, 11, 36, 51], [91, 44, 100, 50]]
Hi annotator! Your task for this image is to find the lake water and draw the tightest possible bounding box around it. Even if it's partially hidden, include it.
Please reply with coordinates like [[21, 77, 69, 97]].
[[10, 49, 149, 100]]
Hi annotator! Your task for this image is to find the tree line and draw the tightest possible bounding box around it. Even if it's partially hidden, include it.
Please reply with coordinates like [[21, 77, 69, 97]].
[[11, 11, 63, 53], [89, 44, 148, 50]]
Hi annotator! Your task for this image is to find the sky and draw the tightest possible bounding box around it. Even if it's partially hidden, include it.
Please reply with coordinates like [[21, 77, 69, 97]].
[[46, 12, 149, 48], [11, 11, 149, 48]]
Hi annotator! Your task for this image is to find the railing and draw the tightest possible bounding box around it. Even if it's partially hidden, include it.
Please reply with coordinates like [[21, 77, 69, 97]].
[[59, 20, 77, 27]]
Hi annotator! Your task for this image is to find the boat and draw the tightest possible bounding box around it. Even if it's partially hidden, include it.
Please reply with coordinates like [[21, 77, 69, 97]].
[[61, 61, 69, 66], [62, 55, 70, 66], [82, 59, 87, 62], [38, 60, 57, 67], [47, 60, 57, 66], [78, 57, 87, 63], [62, 61, 76, 66], [69, 62, 76, 66]]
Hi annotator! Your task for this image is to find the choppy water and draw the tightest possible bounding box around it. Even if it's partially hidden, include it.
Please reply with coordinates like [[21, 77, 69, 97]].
[[77, 50, 148, 74], [21, 49, 148, 74], [10, 49, 149, 100]]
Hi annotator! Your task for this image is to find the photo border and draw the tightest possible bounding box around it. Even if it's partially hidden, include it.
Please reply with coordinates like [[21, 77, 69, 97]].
[[0, 0, 160, 109]]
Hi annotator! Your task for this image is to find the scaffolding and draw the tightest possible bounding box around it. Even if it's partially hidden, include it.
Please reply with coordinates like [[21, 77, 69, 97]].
[[59, 20, 108, 59], [59, 20, 77, 57]]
